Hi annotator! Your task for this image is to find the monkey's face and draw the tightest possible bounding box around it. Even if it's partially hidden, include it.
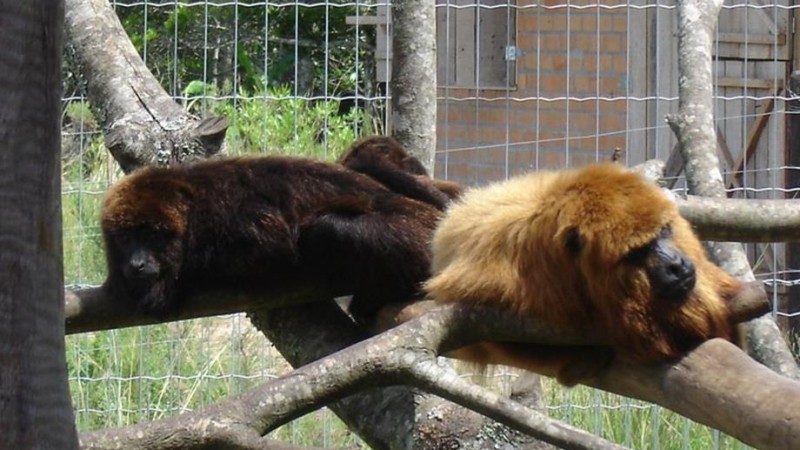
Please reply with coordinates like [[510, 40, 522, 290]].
[[555, 176, 692, 301], [552, 168, 736, 359], [620, 225, 697, 302], [105, 226, 184, 318], [101, 170, 195, 319], [562, 220, 697, 306]]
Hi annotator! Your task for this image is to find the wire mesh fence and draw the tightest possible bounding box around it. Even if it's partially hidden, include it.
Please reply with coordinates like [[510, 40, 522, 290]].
[[62, 1, 798, 448]]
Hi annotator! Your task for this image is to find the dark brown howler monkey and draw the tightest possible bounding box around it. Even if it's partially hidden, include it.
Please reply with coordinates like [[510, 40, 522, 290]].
[[100, 156, 440, 323], [339, 136, 463, 209], [425, 163, 745, 386]]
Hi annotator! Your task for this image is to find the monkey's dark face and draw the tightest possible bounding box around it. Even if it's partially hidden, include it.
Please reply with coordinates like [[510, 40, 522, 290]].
[[554, 168, 701, 310], [621, 226, 697, 302], [564, 222, 697, 306], [105, 226, 184, 318]]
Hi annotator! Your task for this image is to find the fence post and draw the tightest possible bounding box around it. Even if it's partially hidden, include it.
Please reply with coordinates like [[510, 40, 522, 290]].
[[786, 70, 800, 333]]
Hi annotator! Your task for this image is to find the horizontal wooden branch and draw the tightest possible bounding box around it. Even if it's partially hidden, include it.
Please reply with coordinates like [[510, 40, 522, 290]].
[[79, 293, 793, 450], [633, 159, 800, 243], [677, 195, 800, 242], [590, 338, 800, 450], [64, 282, 334, 334]]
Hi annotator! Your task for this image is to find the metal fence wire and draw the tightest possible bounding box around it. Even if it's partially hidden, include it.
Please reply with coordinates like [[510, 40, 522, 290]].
[[62, 1, 798, 448]]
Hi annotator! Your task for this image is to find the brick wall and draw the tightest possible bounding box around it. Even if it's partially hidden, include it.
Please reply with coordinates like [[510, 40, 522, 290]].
[[436, 0, 631, 185]]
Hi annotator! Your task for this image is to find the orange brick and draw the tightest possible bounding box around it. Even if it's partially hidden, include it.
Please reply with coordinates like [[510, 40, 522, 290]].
[[543, 53, 569, 71], [539, 113, 568, 131], [571, 75, 594, 94], [518, 14, 538, 32], [598, 53, 616, 72], [613, 15, 628, 33], [543, 73, 571, 93], [601, 76, 623, 96], [538, 151, 568, 170], [599, 110, 625, 130], [541, 33, 566, 50], [545, 14, 568, 32], [572, 34, 596, 52], [582, 55, 598, 72], [597, 14, 614, 33], [517, 32, 538, 50], [597, 135, 626, 152], [477, 126, 513, 143], [613, 55, 628, 73], [509, 149, 535, 166], [599, 34, 624, 53], [562, 0, 587, 8]]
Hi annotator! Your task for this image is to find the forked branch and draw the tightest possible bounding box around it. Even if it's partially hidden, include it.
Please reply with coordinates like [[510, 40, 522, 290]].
[[77, 284, 785, 450]]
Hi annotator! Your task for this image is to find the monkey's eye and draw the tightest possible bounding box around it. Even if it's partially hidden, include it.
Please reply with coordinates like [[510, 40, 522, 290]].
[[622, 240, 656, 265], [622, 225, 670, 264], [564, 227, 583, 256]]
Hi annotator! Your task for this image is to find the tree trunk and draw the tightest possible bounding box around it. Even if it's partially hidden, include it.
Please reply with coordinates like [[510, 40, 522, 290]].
[[0, 2, 78, 448], [64, 0, 228, 172], [391, 0, 437, 172]]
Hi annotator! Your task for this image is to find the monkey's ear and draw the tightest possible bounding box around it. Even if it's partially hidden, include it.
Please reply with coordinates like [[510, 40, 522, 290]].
[[560, 226, 583, 256]]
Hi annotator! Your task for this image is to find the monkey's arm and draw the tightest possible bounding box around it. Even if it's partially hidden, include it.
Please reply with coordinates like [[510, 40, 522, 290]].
[[352, 160, 453, 209]]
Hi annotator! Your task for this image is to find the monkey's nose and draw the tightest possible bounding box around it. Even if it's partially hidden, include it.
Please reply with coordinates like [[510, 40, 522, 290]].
[[127, 251, 158, 279], [130, 256, 147, 272], [668, 254, 695, 280], [665, 255, 696, 299]]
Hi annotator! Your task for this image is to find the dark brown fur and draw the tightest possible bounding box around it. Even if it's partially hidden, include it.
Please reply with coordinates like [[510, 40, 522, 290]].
[[101, 156, 440, 323], [339, 136, 463, 209], [426, 164, 743, 385]]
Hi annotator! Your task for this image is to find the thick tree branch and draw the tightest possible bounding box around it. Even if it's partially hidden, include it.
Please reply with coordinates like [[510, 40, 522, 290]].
[[587, 339, 800, 450], [253, 302, 557, 450], [634, 159, 800, 242], [78, 292, 790, 450], [665, 0, 800, 380], [64, 282, 332, 334], [65, 0, 228, 172], [0, 2, 78, 447], [677, 195, 800, 242], [666, 0, 726, 199]]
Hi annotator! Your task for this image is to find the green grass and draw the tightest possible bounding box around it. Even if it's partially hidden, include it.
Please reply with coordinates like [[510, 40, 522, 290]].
[[67, 317, 360, 447]]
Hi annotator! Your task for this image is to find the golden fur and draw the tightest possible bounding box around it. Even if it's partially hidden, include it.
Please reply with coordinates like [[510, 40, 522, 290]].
[[425, 163, 742, 384]]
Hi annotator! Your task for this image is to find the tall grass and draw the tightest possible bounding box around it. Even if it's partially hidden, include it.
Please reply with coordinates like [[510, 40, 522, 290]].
[[63, 91, 753, 448]]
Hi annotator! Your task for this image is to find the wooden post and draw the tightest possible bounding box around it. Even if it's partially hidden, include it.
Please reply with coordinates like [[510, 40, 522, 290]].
[[786, 70, 800, 332]]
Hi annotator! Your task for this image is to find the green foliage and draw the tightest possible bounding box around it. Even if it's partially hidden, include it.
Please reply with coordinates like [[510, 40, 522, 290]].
[[184, 83, 372, 159], [61, 89, 747, 446], [62, 184, 107, 286], [112, 2, 374, 99]]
